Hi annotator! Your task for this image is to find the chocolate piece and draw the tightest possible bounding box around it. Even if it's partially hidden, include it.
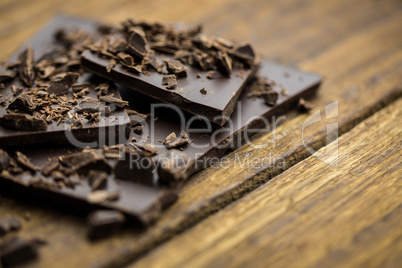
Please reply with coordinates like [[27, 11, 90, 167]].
[[7, 93, 35, 113], [0, 237, 38, 266], [0, 65, 16, 83], [15, 151, 37, 172], [17, 47, 35, 87], [99, 94, 129, 108], [88, 170, 108, 190], [127, 30, 147, 59], [216, 51, 232, 76], [46, 72, 79, 95], [165, 60, 187, 78], [59, 150, 112, 174], [87, 210, 126, 240], [0, 16, 130, 147], [298, 98, 314, 112], [233, 43, 256, 64], [161, 74, 177, 89], [0, 113, 47, 131], [81, 20, 259, 126], [163, 130, 190, 149]]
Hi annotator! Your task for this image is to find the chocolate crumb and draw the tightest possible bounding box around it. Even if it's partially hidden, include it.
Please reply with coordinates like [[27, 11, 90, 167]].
[[200, 87, 207, 95], [298, 98, 313, 112]]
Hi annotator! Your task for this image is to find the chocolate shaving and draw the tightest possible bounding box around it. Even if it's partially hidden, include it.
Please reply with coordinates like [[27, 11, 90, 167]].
[[163, 130, 191, 149], [165, 60, 187, 78], [41, 157, 60, 176], [99, 94, 129, 108], [46, 72, 79, 95], [15, 151, 37, 171], [18, 46, 35, 87], [216, 51, 232, 76], [161, 74, 177, 89], [87, 190, 120, 204], [127, 30, 147, 59], [7, 93, 35, 113], [0, 113, 47, 131], [133, 125, 143, 134], [88, 170, 108, 191]]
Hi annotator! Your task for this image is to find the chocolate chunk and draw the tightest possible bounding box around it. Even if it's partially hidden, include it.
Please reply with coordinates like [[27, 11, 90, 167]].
[[99, 94, 129, 108], [0, 237, 38, 266], [87, 210, 126, 240], [165, 60, 187, 78], [127, 30, 147, 59], [127, 142, 159, 156], [163, 130, 191, 149], [46, 72, 79, 95], [0, 113, 47, 131], [216, 51, 232, 76], [88, 170, 108, 191], [156, 150, 190, 185], [18, 47, 35, 87], [161, 74, 177, 89], [7, 93, 35, 113], [41, 157, 60, 176], [15, 151, 37, 172], [233, 43, 256, 64], [298, 98, 314, 112], [117, 52, 135, 66]]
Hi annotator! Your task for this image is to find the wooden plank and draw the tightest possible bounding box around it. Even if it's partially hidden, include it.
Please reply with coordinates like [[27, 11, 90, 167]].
[[133, 98, 402, 268], [0, 0, 402, 267]]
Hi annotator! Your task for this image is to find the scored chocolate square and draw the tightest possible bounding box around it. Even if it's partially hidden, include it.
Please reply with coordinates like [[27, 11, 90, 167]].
[[81, 19, 259, 126], [0, 16, 130, 147]]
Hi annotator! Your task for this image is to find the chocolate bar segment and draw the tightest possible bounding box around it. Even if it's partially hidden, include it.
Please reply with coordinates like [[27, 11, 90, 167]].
[[81, 19, 258, 126], [0, 16, 130, 147]]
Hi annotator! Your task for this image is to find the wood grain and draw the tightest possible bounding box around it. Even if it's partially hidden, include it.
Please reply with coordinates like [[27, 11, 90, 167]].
[[0, 0, 401, 267], [133, 98, 402, 268]]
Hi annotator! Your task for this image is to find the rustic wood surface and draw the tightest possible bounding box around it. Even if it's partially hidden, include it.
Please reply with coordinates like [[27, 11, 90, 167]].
[[133, 98, 402, 268], [0, 0, 401, 267]]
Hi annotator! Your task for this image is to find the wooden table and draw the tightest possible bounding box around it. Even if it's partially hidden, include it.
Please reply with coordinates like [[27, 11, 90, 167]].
[[1, 0, 401, 267]]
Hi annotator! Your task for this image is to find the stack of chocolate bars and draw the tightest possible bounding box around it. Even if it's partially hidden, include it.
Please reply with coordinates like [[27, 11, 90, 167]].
[[0, 15, 321, 238]]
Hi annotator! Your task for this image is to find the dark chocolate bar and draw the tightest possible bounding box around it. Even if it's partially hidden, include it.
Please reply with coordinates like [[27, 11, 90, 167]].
[[0, 16, 130, 147], [80, 19, 258, 126]]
